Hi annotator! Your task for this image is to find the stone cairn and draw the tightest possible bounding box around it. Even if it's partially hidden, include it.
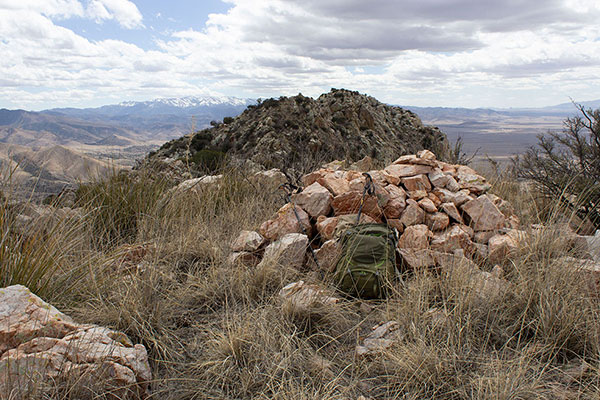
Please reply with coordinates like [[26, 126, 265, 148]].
[[230, 149, 521, 274]]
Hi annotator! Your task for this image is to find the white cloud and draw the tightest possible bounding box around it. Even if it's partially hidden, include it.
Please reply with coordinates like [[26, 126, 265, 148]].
[[1, 0, 600, 109], [86, 0, 144, 29]]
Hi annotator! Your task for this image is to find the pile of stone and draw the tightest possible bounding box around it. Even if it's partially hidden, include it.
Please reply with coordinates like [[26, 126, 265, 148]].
[[230, 150, 521, 273], [0, 285, 151, 399]]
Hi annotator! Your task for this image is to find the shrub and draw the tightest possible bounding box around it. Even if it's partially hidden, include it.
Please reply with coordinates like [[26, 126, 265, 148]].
[[223, 116, 234, 124], [514, 104, 600, 230], [189, 149, 226, 173]]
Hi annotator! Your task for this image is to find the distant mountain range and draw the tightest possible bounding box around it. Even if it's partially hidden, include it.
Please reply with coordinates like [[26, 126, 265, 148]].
[[1, 94, 598, 197], [0, 96, 255, 149]]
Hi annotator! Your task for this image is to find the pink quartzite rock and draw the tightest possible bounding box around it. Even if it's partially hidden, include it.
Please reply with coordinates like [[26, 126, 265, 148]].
[[316, 216, 339, 240], [400, 200, 425, 227], [401, 174, 432, 192], [430, 225, 474, 255], [440, 202, 464, 224], [384, 164, 434, 179], [314, 240, 342, 273], [279, 281, 340, 315], [426, 212, 450, 232], [292, 181, 333, 218], [259, 233, 308, 269], [461, 195, 506, 232], [232, 230, 265, 252], [398, 224, 432, 250], [0, 285, 151, 399], [418, 197, 437, 213], [433, 188, 472, 206], [332, 191, 382, 221], [317, 172, 351, 196], [260, 203, 312, 240], [383, 184, 407, 218]]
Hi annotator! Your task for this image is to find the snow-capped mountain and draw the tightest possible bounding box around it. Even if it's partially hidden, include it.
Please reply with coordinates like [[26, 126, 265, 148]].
[[42, 95, 256, 141], [118, 96, 252, 108]]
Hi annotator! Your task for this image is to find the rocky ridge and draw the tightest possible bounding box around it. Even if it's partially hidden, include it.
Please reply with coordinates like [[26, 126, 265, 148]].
[[148, 89, 448, 174]]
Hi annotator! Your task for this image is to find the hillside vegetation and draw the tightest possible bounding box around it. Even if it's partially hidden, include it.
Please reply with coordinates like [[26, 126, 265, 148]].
[[150, 89, 448, 174]]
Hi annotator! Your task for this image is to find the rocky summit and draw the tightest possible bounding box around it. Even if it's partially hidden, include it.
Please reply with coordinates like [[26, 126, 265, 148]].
[[148, 88, 448, 174]]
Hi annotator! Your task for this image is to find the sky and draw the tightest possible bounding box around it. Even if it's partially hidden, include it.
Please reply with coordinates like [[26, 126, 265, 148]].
[[1, 0, 600, 110]]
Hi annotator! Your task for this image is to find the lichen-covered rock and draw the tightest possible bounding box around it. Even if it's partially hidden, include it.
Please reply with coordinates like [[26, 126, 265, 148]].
[[0, 285, 151, 399]]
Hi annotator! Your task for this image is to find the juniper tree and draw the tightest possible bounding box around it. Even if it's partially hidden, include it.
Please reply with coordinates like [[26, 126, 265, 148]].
[[515, 104, 600, 230]]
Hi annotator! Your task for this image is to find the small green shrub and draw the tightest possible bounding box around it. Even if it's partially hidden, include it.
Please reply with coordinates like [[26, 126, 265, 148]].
[[223, 116, 234, 124], [190, 149, 226, 174]]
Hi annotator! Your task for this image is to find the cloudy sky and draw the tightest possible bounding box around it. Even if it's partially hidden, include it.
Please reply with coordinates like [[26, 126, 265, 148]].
[[1, 0, 600, 110]]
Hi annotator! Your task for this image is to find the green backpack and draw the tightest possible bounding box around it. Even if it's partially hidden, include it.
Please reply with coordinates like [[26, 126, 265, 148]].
[[333, 224, 399, 299]]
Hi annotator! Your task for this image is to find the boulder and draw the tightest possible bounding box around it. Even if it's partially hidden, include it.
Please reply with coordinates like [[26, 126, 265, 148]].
[[314, 240, 341, 273], [317, 172, 351, 196], [487, 231, 523, 264], [316, 216, 339, 240], [356, 321, 403, 357], [456, 171, 491, 194], [259, 203, 312, 240], [433, 188, 472, 206], [417, 149, 436, 160], [407, 190, 428, 200], [292, 182, 333, 218], [399, 200, 425, 227], [348, 156, 375, 172], [393, 155, 437, 167], [440, 202, 464, 224], [397, 224, 431, 250], [401, 174, 432, 192], [332, 191, 382, 221], [0, 285, 151, 398], [232, 230, 265, 252], [384, 164, 434, 179], [259, 233, 309, 269], [418, 197, 437, 213], [228, 251, 260, 266], [430, 225, 474, 255], [461, 195, 506, 232], [279, 281, 340, 314], [399, 248, 436, 270], [302, 169, 328, 187], [173, 175, 223, 194], [383, 184, 407, 218], [426, 212, 450, 232], [252, 169, 287, 187]]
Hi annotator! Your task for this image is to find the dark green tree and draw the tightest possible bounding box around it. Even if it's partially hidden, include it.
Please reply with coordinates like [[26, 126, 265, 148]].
[[514, 104, 600, 230]]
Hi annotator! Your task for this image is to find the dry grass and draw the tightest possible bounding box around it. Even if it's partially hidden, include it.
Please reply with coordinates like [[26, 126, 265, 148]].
[[3, 164, 600, 399]]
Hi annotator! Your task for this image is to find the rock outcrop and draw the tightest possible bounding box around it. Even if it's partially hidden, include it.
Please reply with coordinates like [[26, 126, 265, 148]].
[[0, 285, 151, 399], [149, 89, 448, 173]]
